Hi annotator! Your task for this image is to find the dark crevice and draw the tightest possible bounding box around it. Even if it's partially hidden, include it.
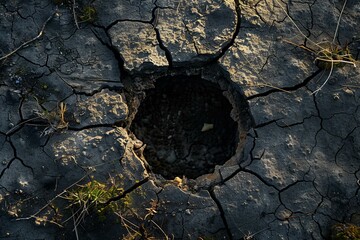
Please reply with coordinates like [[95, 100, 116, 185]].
[[278, 179, 308, 193], [7, 137, 34, 175], [68, 122, 125, 131], [19, 156, 36, 174], [254, 119, 280, 129], [0, 157, 16, 179], [259, 54, 274, 73], [104, 177, 149, 204], [150, 5, 159, 27], [105, 19, 152, 32], [308, 2, 315, 30], [182, 19, 200, 55], [312, 92, 322, 121], [218, 167, 242, 186], [91, 27, 128, 79], [39, 134, 51, 148], [241, 168, 280, 191], [322, 110, 359, 121], [0, 157, 34, 179], [309, 92, 324, 153], [310, 127, 323, 154], [275, 115, 317, 128], [247, 69, 322, 100], [154, 27, 173, 68], [312, 214, 326, 239], [211, 0, 241, 63], [69, 84, 124, 97], [254, 0, 270, 24], [208, 189, 233, 240], [16, 53, 49, 68]]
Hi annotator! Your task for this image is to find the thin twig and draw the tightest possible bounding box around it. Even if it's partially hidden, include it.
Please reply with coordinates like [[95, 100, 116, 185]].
[[312, 61, 334, 95], [242, 227, 270, 240], [150, 219, 170, 240], [249, 83, 291, 93], [333, 0, 347, 44], [315, 58, 356, 67], [73, 0, 80, 29], [115, 212, 142, 238], [176, 0, 182, 12], [72, 209, 80, 240], [341, 84, 360, 88], [273, 0, 325, 51], [282, 39, 316, 54], [61, 205, 83, 225], [16, 171, 92, 223], [0, 8, 57, 61], [238, 47, 292, 94], [6, 116, 42, 135]]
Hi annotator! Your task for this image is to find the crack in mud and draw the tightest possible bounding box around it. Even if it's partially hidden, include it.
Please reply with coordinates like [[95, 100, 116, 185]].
[[208, 188, 233, 240], [247, 69, 322, 100], [1, 0, 360, 239]]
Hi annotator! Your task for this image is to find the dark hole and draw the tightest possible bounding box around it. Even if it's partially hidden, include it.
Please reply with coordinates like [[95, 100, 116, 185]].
[[131, 76, 238, 179]]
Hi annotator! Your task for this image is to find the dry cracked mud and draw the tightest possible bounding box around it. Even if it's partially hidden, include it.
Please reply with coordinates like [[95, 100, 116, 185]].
[[0, 0, 360, 239]]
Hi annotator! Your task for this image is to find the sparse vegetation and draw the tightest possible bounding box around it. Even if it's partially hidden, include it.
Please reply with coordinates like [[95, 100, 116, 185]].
[[5, 101, 69, 136], [35, 101, 69, 136], [79, 5, 97, 23], [331, 223, 360, 240], [274, 0, 358, 94], [52, 0, 97, 26], [62, 178, 127, 225], [313, 43, 356, 70], [116, 199, 172, 240]]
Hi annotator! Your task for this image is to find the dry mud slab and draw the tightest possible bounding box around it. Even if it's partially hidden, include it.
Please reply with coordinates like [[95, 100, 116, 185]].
[[0, 0, 360, 239]]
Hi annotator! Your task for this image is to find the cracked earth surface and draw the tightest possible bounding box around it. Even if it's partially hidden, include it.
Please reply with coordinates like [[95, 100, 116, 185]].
[[0, 0, 360, 239]]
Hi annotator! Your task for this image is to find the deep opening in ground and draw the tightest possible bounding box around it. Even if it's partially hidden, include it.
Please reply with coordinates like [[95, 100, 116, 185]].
[[130, 75, 241, 179]]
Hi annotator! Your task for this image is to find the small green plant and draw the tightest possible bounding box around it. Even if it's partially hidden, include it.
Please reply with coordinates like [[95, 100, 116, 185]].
[[331, 223, 360, 240], [61, 177, 130, 239], [63, 179, 125, 217], [79, 5, 97, 23]]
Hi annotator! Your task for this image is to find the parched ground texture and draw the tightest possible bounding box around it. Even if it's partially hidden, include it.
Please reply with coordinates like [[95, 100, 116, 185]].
[[0, 0, 360, 239]]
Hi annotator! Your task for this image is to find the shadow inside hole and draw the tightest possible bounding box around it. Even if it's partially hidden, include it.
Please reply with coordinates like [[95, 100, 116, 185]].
[[131, 76, 238, 179]]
